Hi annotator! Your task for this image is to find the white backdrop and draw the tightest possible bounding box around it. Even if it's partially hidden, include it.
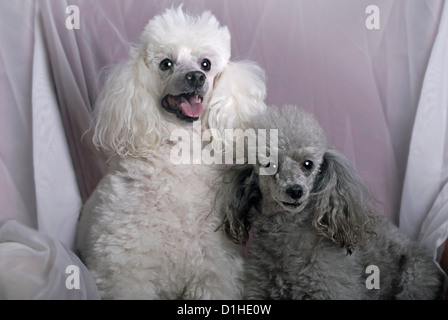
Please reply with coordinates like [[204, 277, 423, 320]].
[[400, 2, 448, 261], [0, 0, 447, 299]]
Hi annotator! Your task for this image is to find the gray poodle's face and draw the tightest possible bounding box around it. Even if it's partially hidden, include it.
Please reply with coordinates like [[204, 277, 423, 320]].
[[258, 147, 325, 215]]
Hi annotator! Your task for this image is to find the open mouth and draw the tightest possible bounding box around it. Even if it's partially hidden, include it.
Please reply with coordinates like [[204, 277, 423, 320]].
[[281, 201, 302, 209], [161, 92, 204, 122]]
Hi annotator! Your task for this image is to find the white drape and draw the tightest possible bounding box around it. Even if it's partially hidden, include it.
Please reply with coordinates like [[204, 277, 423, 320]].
[[0, 220, 99, 299], [0, 0, 36, 229], [32, 0, 83, 250], [0, 0, 446, 299], [399, 1, 448, 260]]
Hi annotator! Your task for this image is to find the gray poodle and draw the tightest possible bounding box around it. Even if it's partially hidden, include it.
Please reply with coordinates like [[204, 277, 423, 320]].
[[215, 105, 447, 299]]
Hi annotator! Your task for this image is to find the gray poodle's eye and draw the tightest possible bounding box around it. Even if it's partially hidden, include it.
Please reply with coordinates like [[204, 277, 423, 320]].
[[160, 58, 173, 71], [201, 59, 211, 71], [263, 162, 277, 170], [303, 160, 313, 171]]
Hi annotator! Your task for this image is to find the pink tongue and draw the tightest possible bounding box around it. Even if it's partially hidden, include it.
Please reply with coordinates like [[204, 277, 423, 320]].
[[179, 95, 203, 118]]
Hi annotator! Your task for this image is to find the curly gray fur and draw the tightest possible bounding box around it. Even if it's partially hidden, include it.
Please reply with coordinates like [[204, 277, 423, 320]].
[[214, 105, 447, 299]]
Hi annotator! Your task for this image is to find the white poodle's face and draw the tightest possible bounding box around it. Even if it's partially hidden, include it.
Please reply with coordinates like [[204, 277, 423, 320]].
[[93, 8, 266, 158], [258, 147, 325, 214], [140, 9, 231, 123], [154, 49, 223, 122]]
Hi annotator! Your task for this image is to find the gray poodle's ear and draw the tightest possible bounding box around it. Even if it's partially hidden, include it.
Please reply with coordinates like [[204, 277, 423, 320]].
[[214, 164, 261, 245], [311, 149, 373, 253]]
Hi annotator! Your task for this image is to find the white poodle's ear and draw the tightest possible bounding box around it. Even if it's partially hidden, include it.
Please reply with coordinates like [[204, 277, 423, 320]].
[[205, 60, 267, 131], [311, 149, 375, 253], [93, 51, 164, 158]]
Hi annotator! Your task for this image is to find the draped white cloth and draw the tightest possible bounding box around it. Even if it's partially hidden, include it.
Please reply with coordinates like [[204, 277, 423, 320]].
[[0, 220, 99, 299], [0, 0, 446, 299], [399, 1, 448, 261]]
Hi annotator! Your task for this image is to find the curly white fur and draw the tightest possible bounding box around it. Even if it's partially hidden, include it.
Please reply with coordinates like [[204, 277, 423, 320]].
[[215, 105, 447, 299], [76, 6, 266, 299]]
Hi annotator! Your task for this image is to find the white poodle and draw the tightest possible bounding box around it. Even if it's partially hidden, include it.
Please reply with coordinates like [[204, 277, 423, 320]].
[[76, 6, 266, 299]]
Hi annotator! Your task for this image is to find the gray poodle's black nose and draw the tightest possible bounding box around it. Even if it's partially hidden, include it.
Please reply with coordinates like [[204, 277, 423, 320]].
[[287, 185, 303, 200], [185, 71, 206, 88]]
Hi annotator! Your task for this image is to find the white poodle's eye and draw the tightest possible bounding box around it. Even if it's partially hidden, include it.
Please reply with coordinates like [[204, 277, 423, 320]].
[[160, 58, 173, 71], [201, 59, 211, 71], [303, 160, 314, 171]]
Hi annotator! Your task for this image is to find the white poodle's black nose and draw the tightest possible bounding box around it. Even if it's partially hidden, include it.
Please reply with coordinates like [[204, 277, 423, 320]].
[[185, 71, 206, 88], [286, 185, 303, 200]]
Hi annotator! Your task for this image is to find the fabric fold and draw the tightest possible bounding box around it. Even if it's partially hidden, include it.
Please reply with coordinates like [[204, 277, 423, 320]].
[[399, 1, 448, 260]]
